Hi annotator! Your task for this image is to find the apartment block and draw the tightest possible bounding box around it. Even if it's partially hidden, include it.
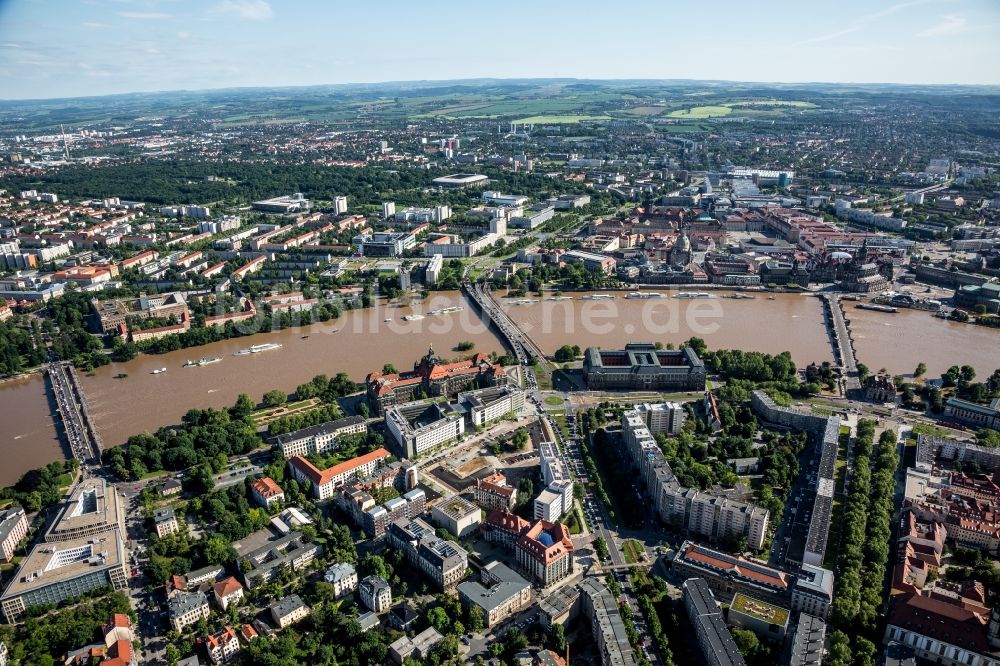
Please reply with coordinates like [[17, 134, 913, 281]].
[[682, 578, 747, 666], [0, 508, 28, 562]]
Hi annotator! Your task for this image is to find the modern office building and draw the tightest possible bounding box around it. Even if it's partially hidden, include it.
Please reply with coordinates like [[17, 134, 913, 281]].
[[44, 478, 126, 543], [251, 193, 310, 214], [458, 561, 532, 628], [728, 593, 790, 641], [1, 479, 130, 622], [272, 416, 368, 458], [682, 578, 747, 666], [583, 344, 706, 391], [452, 386, 525, 427], [0, 528, 129, 623], [432, 173, 489, 189], [385, 401, 466, 459], [353, 232, 417, 258]]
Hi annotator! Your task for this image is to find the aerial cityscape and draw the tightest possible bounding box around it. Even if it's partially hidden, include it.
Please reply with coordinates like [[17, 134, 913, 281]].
[[0, 1, 999, 665]]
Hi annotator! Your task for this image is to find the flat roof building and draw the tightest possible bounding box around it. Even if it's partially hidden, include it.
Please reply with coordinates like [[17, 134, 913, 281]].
[[1, 528, 129, 622], [580, 577, 639, 666], [0, 508, 28, 563], [252, 193, 310, 214], [44, 478, 125, 543], [584, 344, 706, 392], [386, 401, 465, 460], [433, 173, 489, 189], [431, 495, 482, 538]]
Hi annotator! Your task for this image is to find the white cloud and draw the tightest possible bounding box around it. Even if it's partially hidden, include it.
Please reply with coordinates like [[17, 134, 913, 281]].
[[178, 31, 190, 40], [917, 15, 968, 37], [790, 1, 932, 47], [117, 11, 172, 20], [212, 0, 273, 21]]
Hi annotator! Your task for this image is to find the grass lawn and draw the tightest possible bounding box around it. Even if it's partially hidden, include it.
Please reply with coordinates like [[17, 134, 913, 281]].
[[668, 105, 732, 119], [139, 470, 167, 481], [251, 398, 322, 426], [912, 422, 950, 437], [622, 539, 645, 564], [544, 396, 565, 407], [563, 507, 585, 535], [513, 115, 611, 124]]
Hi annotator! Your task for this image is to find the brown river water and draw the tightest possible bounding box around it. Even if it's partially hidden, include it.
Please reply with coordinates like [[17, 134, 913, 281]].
[[2, 289, 996, 486]]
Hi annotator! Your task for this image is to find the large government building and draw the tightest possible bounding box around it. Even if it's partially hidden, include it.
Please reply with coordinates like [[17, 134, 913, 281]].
[[1, 479, 129, 622], [366, 347, 507, 415], [582, 344, 706, 391]]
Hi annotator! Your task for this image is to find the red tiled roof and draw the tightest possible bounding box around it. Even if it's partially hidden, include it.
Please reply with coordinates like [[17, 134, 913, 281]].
[[214, 576, 243, 598], [290, 448, 391, 488], [517, 520, 573, 565], [484, 509, 529, 534], [888, 592, 989, 653], [680, 543, 788, 590], [207, 626, 238, 649], [251, 476, 284, 499]]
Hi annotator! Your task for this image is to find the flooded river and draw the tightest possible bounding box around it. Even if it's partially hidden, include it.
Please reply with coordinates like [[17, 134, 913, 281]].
[[849, 306, 999, 379], [500, 290, 835, 366], [3, 288, 997, 485], [80, 292, 502, 446], [0, 375, 65, 486]]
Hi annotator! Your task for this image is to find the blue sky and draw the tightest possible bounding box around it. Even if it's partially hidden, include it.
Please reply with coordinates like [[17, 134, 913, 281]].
[[1, 0, 998, 99]]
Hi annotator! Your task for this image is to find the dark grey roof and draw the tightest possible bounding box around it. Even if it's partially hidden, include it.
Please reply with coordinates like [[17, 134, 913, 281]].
[[272, 415, 366, 445]]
